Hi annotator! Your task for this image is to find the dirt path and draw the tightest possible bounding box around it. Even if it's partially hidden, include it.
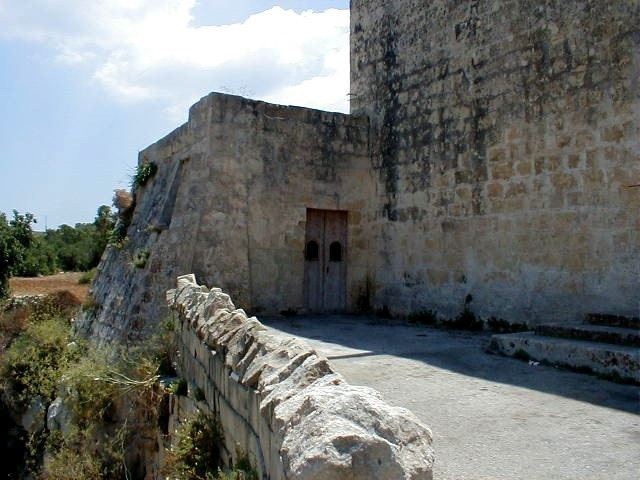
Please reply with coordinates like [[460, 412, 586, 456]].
[[9, 272, 89, 301]]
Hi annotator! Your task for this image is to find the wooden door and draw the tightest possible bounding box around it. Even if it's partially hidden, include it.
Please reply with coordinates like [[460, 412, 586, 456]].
[[304, 209, 347, 312]]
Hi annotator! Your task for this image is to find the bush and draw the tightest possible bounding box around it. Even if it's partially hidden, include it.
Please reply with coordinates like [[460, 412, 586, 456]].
[[133, 160, 158, 189], [132, 249, 150, 269], [163, 411, 225, 480], [1, 314, 80, 410], [108, 220, 128, 248], [78, 268, 97, 285]]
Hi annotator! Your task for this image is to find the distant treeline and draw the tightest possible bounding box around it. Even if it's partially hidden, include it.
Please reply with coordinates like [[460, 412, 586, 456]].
[[0, 206, 116, 298]]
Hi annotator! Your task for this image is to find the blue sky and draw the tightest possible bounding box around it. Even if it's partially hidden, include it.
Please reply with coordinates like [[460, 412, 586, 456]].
[[0, 1, 349, 229]]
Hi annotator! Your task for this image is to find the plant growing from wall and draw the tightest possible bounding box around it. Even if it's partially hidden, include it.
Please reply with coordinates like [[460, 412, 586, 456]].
[[487, 317, 529, 333], [108, 220, 129, 248], [441, 294, 484, 331], [407, 309, 438, 326], [163, 411, 225, 479], [132, 160, 158, 189], [132, 248, 151, 268], [0, 294, 177, 478]]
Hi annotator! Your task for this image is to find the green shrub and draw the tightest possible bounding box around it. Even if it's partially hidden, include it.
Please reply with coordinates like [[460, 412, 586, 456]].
[[163, 411, 225, 480], [133, 160, 158, 188], [108, 220, 128, 248], [1, 315, 81, 409], [132, 249, 150, 268], [168, 378, 188, 396], [78, 267, 97, 285]]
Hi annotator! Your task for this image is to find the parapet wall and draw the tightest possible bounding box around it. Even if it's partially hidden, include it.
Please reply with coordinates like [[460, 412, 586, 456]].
[[167, 274, 435, 479]]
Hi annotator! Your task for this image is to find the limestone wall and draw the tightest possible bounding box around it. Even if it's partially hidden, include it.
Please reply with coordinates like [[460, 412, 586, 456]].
[[351, 0, 640, 321], [77, 93, 375, 345], [167, 274, 435, 479]]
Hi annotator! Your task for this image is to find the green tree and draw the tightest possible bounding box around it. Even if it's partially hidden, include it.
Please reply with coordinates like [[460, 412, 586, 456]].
[[91, 205, 116, 266], [0, 211, 36, 299]]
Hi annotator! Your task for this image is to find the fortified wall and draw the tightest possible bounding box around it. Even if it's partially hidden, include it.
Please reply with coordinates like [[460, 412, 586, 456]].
[[80, 2, 639, 347], [351, 0, 639, 321], [79, 94, 375, 344], [163, 275, 434, 479]]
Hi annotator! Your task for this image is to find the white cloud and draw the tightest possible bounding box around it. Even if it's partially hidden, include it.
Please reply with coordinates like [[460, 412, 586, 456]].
[[0, 1, 350, 118]]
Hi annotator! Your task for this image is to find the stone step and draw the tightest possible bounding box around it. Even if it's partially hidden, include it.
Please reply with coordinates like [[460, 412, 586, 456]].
[[535, 323, 640, 348], [584, 313, 640, 329], [488, 332, 640, 384]]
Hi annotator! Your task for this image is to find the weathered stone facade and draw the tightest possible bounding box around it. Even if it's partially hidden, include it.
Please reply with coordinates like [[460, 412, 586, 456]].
[[351, 0, 639, 321], [79, 94, 375, 344], [80, 0, 639, 344]]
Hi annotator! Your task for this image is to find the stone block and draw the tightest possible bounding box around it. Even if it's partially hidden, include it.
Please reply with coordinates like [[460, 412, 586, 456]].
[[168, 279, 435, 479]]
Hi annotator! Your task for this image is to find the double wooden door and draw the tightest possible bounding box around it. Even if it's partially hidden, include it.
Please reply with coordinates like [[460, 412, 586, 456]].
[[303, 209, 347, 312]]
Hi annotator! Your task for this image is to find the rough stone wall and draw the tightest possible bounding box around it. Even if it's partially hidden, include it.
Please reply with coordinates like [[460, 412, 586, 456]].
[[351, 0, 640, 322], [78, 93, 375, 344], [167, 275, 435, 480]]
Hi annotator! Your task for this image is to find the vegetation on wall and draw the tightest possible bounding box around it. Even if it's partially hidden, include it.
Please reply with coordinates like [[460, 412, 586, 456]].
[[163, 410, 258, 480], [0, 294, 258, 479], [132, 160, 158, 189], [0, 293, 175, 478]]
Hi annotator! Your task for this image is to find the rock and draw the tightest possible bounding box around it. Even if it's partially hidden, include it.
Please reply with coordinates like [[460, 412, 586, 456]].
[[47, 396, 72, 435], [276, 382, 435, 480], [21, 396, 46, 434]]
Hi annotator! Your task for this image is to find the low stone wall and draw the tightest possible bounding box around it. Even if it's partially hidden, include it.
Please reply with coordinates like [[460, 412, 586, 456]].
[[167, 274, 435, 479]]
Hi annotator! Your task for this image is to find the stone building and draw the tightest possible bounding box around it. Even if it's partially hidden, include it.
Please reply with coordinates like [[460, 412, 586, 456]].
[[81, 0, 638, 344]]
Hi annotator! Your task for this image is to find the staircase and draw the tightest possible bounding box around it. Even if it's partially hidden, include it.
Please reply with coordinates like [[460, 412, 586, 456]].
[[489, 314, 640, 383]]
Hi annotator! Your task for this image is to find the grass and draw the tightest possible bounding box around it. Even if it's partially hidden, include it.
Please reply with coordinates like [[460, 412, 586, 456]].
[[0, 292, 178, 478], [77, 268, 97, 285]]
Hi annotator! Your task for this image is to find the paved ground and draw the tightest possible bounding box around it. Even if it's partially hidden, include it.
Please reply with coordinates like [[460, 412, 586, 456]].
[[261, 315, 640, 480]]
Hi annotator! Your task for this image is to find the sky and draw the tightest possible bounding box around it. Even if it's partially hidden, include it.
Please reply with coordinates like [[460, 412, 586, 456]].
[[0, 0, 350, 230]]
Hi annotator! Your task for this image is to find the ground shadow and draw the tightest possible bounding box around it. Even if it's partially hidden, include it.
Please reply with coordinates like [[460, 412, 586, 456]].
[[260, 314, 639, 415]]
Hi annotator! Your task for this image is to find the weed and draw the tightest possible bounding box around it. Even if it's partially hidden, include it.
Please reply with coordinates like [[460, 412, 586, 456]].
[[487, 317, 529, 333], [513, 349, 531, 361], [132, 248, 150, 269], [219, 448, 258, 480], [133, 160, 158, 189], [146, 223, 164, 234], [595, 370, 638, 385], [407, 309, 438, 326], [440, 294, 484, 331], [163, 411, 225, 480], [194, 386, 206, 402], [77, 268, 97, 285], [441, 308, 484, 331], [168, 378, 188, 396]]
